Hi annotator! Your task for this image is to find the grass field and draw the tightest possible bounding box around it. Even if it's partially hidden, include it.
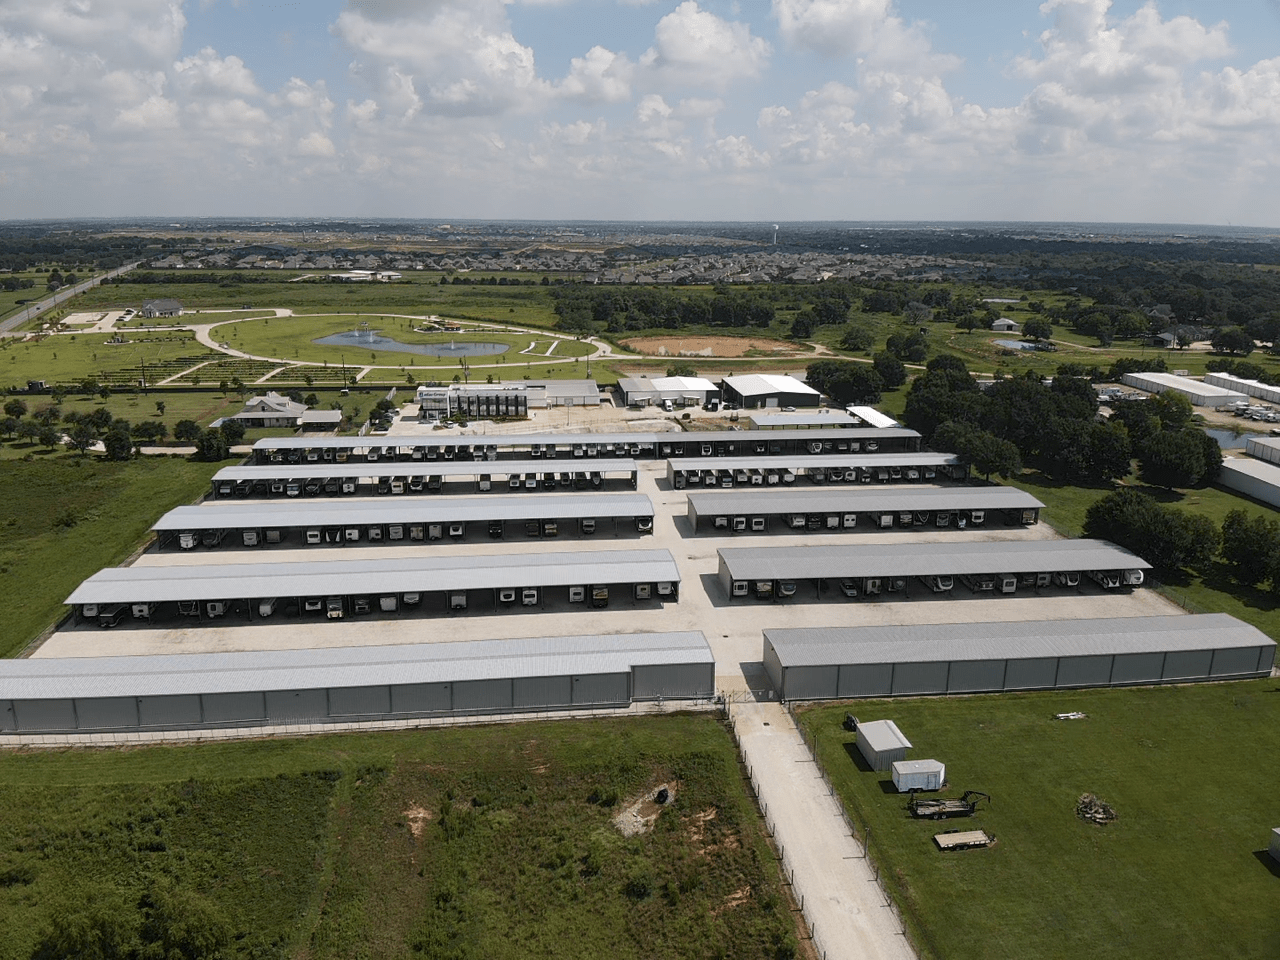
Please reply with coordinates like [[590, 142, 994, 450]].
[[0, 456, 221, 656], [0, 329, 213, 389], [796, 682, 1280, 960], [0, 715, 800, 960]]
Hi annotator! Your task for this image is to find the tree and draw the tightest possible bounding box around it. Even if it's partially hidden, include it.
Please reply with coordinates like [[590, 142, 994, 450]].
[[33, 404, 61, 426], [839, 324, 875, 352], [98, 384, 111, 400], [885, 330, 928, 362], [1148, 391, 1193, 430], [196, 429, 229, 462], [0, 416, 18, 439], [37, 424, 60, 449], [666, 362, 698, 378], [85, 407, 113, 431], [15, 419, 39, 443], [174, 419, 201, 442], [871, 352, 907, 388], [3, 399, 27, 419], [932, 420, 1023, 480], [155, 400, 166, 416], [65, 421, 98, 457], [1220, 509, 1280, 586], [218, 379, 229, 394], [1083, 420, 1133, 483], [103, 424, 134, 461], [219, 418, 246, 444], [1083, 488, 1219, 571], [1023, 317, 1053, 341], [1137, 428, 1212, 488], [1210, 326, 1255, 356]]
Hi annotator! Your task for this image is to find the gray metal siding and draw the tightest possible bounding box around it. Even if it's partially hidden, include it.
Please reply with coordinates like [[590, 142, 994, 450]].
[[453, 679, 513, 713], [571, 673, 631, 705], [391, 683, 452, 714], [783, 665, 839, 701], [1003, 658, 1059, 690], [265, 689, 329, 723], [138, 695, 202, 727], [1161, 649, 1213, 680], [891, 662, 949, 696], [761, 643, 785, 695], [203, 691, 267, 723], [74, 697, 139, 729], [946, 659, 1006, 693], [631, 663, 709, 699], [13, 699, 77, 732], [1056, 656, 1113, 688], [837, 663, 893, 698], [1210, 647, 1266, 676], [0, 701, 14, 733], [513, 675, 573, 708], [1110, 653, 1166, 685], [328, 685, 392, 717]]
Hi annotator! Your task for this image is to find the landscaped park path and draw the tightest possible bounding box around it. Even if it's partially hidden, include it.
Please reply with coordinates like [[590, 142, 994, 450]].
[[733, 701, 917, 960]]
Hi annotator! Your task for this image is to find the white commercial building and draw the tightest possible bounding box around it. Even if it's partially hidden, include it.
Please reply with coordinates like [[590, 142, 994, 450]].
[[1203, 372, 1280, 405], [1219, 456, 1280, 509], [1120, 371, 1248, 408]]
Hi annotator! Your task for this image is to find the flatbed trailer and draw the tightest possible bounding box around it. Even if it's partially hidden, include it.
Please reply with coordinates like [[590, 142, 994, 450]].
[[933, 830, 995, 851], [908, 790, 991, 820]]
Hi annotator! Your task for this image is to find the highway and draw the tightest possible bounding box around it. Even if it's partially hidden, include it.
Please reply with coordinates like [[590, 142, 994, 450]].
[[0, 261, 140, 336]]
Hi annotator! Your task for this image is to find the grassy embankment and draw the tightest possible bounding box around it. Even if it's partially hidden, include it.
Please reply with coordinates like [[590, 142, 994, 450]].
[[0, 456, 221, 656], [0, 716, 801, 960], [796, 684, 1280, 960]]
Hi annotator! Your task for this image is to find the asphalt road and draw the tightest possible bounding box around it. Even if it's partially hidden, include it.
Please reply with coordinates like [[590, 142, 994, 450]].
[[0, 262, 140, 336]]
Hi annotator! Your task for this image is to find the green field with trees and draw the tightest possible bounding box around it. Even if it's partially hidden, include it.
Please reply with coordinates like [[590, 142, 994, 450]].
[[797, 683, 1280, 960], [0, 715, 799, 960]]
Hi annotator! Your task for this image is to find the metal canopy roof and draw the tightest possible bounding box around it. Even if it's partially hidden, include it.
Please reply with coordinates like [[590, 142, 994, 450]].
[[719, 539, 1148, 580], [691, 486, 1042, 516], [0, 632, 714, 700], [764, 614, 1274, 666], [670, 453, 958, 471], [156, 494, 655, 531], [857, 719, 912, 752], [66, 549, 680, 604], [214, 460, 639, 481], [252, 427, 921, 450]]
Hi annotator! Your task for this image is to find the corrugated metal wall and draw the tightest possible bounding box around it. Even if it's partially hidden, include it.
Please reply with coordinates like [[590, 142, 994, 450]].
[[1110, 653, 1166, 685], [75, 697, 139, 730], [1054, 656, 1114, 688], [783, 665, 840, 701], [571, 673, 631, 705], [1211, 647, 1266, 676], [203, 692, 267, 723], [392, 682, 452, 714], [452, 679, 515, 713], [891, 662, 949, 696], [1004, 658, 1059, 690], [513, 676, 573, 708], [1162, 649, 1213, 680], [265, 689, 329, 723], [837, 664, 893, 698], [632, 663, 711, 700], [139, 695, 203, 727], [329, 685, 393, 717], [946, 659, 1006, 693]]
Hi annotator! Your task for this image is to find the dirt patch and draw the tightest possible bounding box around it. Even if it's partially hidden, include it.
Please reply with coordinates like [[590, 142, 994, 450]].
[[686, 807, 740, 856], [711, 885, 752, 916], [612, 782, 676, 837], [622, 335, 808, 358], [403, 805, 433, 838]]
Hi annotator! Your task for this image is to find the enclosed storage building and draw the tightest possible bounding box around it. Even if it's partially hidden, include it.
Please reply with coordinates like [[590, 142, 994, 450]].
[[1120, 371, 1248, 408], [892, 759, 945, 792], [0, 632, 716, 734], [855, 719, 911, 771], [762, 615, 1275, 701], [1217, 457, 1280, 510]]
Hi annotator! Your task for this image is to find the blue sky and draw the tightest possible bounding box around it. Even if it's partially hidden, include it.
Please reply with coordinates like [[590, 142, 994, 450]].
[[2, 1, 1279, 225]]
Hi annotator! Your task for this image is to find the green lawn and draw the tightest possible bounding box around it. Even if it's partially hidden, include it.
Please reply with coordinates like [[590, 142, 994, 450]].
[[0, 716, 799, 960], [0, 329, 213, 389], [0, 456, 221, 656], [797, 683, 1280, 960]]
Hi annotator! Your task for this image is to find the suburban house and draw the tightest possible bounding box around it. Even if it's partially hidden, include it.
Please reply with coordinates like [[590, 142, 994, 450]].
[[139, 298, 183, 318], [224, 392, 342, 430], [991, 317, 1020, 333]]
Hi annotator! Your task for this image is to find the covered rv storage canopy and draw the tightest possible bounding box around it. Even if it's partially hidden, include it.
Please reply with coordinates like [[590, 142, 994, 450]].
[[0, 632, 716, 734], [762, 614, 1275, 700], [666, 453, 965, 487]]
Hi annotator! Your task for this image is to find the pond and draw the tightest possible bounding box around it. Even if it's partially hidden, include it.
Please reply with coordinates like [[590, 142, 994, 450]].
[[1203, 428, 1256, 450], [313, 330, 508, 357]]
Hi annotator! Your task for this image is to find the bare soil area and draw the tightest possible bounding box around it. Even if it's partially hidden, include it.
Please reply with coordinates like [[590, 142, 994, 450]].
[[621, 335, 809, 357]]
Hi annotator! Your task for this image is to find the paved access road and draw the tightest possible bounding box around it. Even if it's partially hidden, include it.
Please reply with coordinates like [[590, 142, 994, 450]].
[[0, 262, 140, 336]]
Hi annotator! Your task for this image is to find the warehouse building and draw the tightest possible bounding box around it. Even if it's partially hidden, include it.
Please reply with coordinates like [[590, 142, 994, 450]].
[[1245, 435, 1280, 464], [153, 494, 657, 551], [688, 486, 1043, 535], [720, 374, 822, 409], [416, 383, 530, 420], [762, 615, 1275, 700], [1120, 371, 1248, 408], [0, 632, 716, 734], [210, 460, 640, 499], [251, 427, 923, 464], [667, 453, 966, 489], [617, 376, 719, 407], [1217, 457, 1280, 510], [1203, 372, 1280, 404], [717, 539, 1147, 601], [67, 549, 681, 627]]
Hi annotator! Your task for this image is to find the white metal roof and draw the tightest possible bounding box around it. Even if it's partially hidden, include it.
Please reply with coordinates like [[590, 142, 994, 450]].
[[749, 412, 859, 428], [619, 376, 717, 393], [156, 494, 655, 531], [66, 549, 680, 604], [845, 406, 898, 428], [1121, 371, 1248, 401], [858, 719, 912, 752], [722, 374, 820, 397], [670, 453, 958, 472], [892, 759, 943, 775], [764, 614, 1274, 665], [691, 486, 1041, 517], [0, 632, 714, 700], [720, 539, 1147, 580], [1220, 456, 1280, 488]]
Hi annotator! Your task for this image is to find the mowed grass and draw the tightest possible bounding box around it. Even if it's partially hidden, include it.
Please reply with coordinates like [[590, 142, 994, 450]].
[[0, 716, 799, 960], [797, 682, 1280, 960], [0, 456, 221, 656], [0, 329, 213, 388]]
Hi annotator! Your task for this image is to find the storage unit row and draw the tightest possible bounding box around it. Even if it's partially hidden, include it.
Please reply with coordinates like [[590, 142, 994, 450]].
[[67, 550, 681, 628], [717, 539, 1149, 601], [209, 460, 640, 499], [251, 426, 922, 465], [0, 632, 716, 734], [666, 454, 966, 490], [763, 615, 1274, 700], [153, 495, 656, 551], [687, 487, 1043, 535]]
